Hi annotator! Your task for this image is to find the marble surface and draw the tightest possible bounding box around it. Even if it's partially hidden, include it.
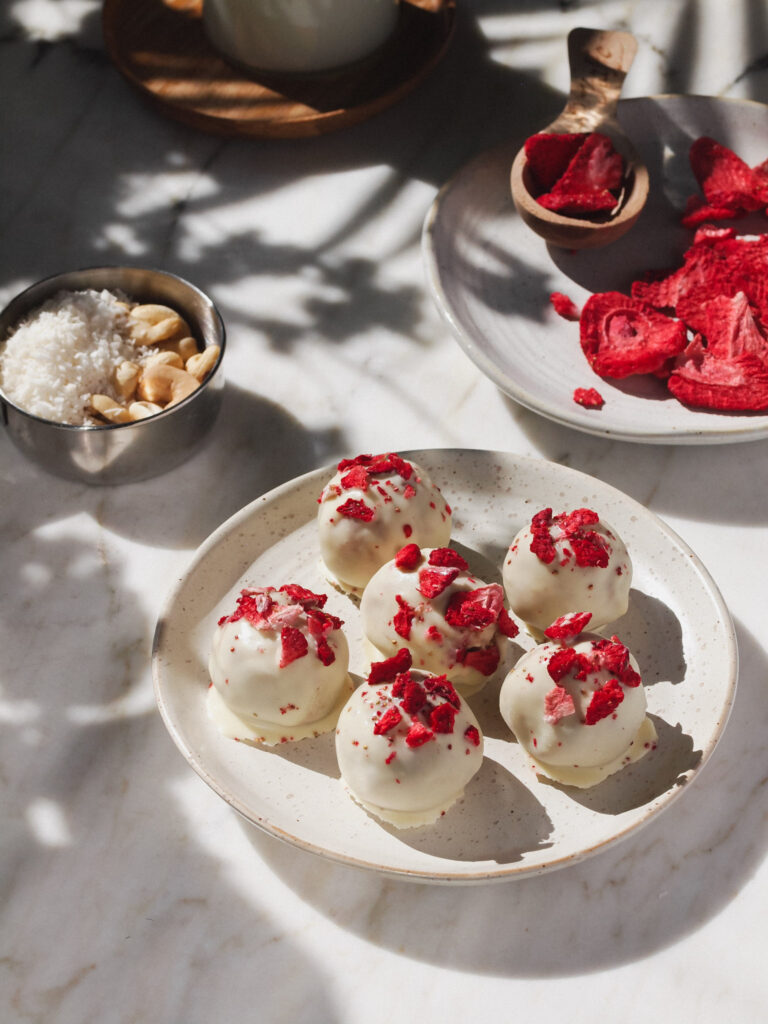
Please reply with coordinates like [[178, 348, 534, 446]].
[[1, 1, 767, 1021]]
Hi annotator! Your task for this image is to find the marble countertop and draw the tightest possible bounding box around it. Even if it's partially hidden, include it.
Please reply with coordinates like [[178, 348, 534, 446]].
[[2, 1, 767, 1021]]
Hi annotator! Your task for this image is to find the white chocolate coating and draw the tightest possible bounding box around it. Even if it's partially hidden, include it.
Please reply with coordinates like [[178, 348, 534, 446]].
[[207, 587, 352, 745], [317, 454, 452, 591], [499, 635, 656, 788], [335, 669, 484, 828], [360, 548, 506, 694], [502, 510, 631, 633]]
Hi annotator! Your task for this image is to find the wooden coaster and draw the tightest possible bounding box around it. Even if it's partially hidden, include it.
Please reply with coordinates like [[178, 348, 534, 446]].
[[102, 0, 456, 138]]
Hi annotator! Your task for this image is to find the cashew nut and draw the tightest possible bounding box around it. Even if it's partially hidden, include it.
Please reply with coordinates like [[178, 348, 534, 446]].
[[128, 401, 164, 421], [155, 335, 199, 362], [185, 345, 219, 382], [144, 350, 184, 370], [137, 363, 200, 406], [89, 394, 132, 424], [129, 304, 190, 346], [114, 360, 140, 401]]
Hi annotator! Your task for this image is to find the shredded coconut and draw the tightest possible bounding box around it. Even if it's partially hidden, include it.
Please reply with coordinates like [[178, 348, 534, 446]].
[[0, 289, 138, 425]]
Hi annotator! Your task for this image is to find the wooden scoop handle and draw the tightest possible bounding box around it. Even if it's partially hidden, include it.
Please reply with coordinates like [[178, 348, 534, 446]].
[[562, 28, 638, 125]]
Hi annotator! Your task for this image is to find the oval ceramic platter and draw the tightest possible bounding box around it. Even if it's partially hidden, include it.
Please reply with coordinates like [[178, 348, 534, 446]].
[[423, 95, 768, 444], [152, 450, 737, 883]]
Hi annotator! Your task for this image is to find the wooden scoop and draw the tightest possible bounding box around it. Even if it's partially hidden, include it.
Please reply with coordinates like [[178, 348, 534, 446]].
[[510, 28, 649, 249]]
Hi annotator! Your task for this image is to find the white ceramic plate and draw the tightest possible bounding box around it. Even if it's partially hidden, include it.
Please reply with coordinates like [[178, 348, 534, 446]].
[[152, 450, 737, 882], [423, 95, 768, 444]]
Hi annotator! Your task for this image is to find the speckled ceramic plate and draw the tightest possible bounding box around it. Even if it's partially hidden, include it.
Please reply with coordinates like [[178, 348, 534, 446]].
[[423, 95, 768, 444], [152, 450, 737, 882]]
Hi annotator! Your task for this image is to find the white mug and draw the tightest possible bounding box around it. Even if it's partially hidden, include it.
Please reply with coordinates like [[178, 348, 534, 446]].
[[203, 0, 401, 74]]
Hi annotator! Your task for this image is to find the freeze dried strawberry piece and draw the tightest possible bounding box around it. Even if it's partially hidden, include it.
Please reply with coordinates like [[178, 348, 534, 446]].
[[544, 611, 593, 641], [573, 387, 604, 408], [426, 625, 443, 642], [680, 195, 744, 229], [373, 706, 402, 735], [693, 225, 738, 245], [456, 644, 500, 676], [497, 607, 520, 638], [393, 594, 416, 640], [391, 671, 410, 697], [547, 647, 579, 683], [538, 188, 618, 215], [668, 352, 768, 410], [688, 136, 768, 213], [559, 132, 625, 193], [405, 721, 434, 748], [417, 566, 459, 598], [336, 498, 375, 522], [428, 547, 468, 570], [558, 508, 600, 532], [550, 292, 582, 322], [369, 649, 413, 684], [395, 543, 422, 571], [430, 703, 457, 734], [699, 292, 768, 363], [279, 626, 308, 668], [580, 291, 687, 378], [464, 724, 481, 747], [530, 508, 556, 564], [368, 453, 413, 479], [424, 674, 461, 709], [585, 677, 625, 724], [399, 676, 427, 715], [222, 588, 275, 627], [337, 453, 373, 471], [524, 132, 586, 192], [279, 584, 327, 608], [314, 635, 336, 666], [444, 584, 504, 630], [340, 465, 370, 490], [543, 685, 576, 724], [306, 609, 343, 636]]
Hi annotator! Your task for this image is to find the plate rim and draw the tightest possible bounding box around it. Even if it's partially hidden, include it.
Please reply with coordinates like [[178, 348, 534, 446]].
[[152, 448, 739, 883], [422, 93, 768, 446]]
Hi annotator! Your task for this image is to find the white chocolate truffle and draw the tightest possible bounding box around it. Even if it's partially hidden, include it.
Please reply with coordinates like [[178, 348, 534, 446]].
[[317, 453, 452, 592], [503, 508, 631, 633], [499, 633, 656, 788], [360, 545, 518, 695], [335, 663, 484, 828], [207, 585, 352, 745]]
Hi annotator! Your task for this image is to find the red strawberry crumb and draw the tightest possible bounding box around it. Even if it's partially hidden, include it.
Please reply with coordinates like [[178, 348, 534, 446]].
[[340, 465, 370, 490], [403, 485, 416, 500], [385, 752, 396, 764], [405, 721, 434, 748], [456, 644, 500, 676], [393, 594, 416, 639], [373, 706, 402, 735], [426, 625, 443, 642], [368, 649, 413, 684], [550, 292, 582, 321], [278, 584, 327, 608], [430, 703, 457, 734], [573, 387, 604, 408], [417, 566, 459, 598], [547, 647, 578, 682], [279, 626, 308, 668], [497, 608, 520, 638], [543, 686, 576, 724], [544, 611, 593, 641], [428, 547, 469, 570], [530, 508, 556, 564], [464, 725, 481, 747], [424, 674, 461, 709], [336, 498, 375, 522], [395, 543, 422, 570], [585, 678, 625, 724], [314, 635, 335, 666], [444, 585, 503, 630], [403, 524, 413, 538], [399, 677, 427, 715]]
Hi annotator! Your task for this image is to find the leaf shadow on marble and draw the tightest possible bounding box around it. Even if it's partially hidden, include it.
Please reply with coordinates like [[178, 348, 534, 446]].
[[246, 616, 765, 977]]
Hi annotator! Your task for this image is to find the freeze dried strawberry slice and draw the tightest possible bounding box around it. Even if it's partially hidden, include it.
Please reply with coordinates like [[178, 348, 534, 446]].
[[543, 685, 576, 725], [417, 566, 459, 598], [585, 677, 625, 724], [550, 292, 582, 321], [580, 292, 687, 378], [395, 543, 422, 571], [405, 721, 434, 748], [279, 626, 308, 668], [427, 548, 468, 570], [373, 706, 402, 735], [668, 351, 768, 410], [573, 387, 604, 408], [393, 594, 416, 640], [524, 132, 586, 192], [336, 498, 375, 522], [688, 137, 768, 212], [699, 291, 768, 363], [537, 188, 618, 214], [444, 584, 504, 630], [544, 611, 593, 641], [456, 644, 500, 676], [430, 703, 457, 734], [369, 649, 413, 684], [559, 132, 625, 193]]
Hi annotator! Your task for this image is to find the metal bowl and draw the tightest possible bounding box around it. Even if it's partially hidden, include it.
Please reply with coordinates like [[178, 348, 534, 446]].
[[0, 266, 225, 484]]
